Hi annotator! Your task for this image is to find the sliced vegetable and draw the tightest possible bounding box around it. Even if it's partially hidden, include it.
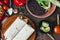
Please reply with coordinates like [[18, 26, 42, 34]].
[[40, 21, 50, 33], [40, 26, 50, 32], [42, 21, 49, 27]]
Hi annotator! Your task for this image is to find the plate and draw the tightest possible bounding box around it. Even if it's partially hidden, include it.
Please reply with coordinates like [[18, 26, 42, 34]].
[[1, 14, 36, 40]]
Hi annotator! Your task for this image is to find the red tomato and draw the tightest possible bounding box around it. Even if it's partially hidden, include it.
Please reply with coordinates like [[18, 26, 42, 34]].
[[0, 0, 3, 5], [54, 25, 60, 34], [14, 0, 26, 6], [3, 5, 8, 10], [4, 0, 9, 4], [0, 2, 3, 5]]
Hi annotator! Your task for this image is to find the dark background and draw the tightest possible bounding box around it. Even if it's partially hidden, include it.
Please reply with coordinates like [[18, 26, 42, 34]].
[[0, 0, 60, 40], [23, 7, 60, 40]]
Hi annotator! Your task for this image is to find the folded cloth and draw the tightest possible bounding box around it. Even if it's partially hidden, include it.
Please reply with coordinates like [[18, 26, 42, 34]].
[[13, 24, 35, 40], [4, 17, 26, 40]]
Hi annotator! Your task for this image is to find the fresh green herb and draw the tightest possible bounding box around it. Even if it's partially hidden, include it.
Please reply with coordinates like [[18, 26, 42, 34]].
[[36, 0, 60, 10], [36, 0, 51, 10], [50, 0, 60, 7]]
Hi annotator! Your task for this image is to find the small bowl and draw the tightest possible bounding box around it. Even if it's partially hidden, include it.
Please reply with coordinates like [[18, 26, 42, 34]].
[[26, 0, 56, 18], [38, 20, 51, 33], [38, 20, 52, 33]]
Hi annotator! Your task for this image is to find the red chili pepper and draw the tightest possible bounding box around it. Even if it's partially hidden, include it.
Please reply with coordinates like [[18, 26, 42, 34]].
[[14, 0, 26, 6], [3, 5, 8, 10], [4, 0, 9, 4]]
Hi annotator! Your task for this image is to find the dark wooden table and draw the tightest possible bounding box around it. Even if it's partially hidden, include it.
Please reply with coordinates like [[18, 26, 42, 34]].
[[0, 3, 60, 40], [22, 7, 60, 40]]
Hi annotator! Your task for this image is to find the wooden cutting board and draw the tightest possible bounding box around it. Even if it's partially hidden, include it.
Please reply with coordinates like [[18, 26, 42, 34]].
[[1, 14, 36, 40]]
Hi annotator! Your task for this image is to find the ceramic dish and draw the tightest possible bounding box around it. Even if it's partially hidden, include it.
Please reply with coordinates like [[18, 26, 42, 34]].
[[26, 0, 56, 18]]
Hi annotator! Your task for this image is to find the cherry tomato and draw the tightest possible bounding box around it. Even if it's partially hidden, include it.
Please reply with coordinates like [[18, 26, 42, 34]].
[[3, 5, 8, 10], [54, 25, 60, 34], [4, 0, 9, 4], [0, 2, 3, 5], [0, 0, 3, 5], [14, 0, 26, 6]]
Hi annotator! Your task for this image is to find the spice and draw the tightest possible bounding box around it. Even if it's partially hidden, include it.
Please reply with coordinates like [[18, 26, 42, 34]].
[[0, 7, 5, 16], [13, 8, 18, 14]]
